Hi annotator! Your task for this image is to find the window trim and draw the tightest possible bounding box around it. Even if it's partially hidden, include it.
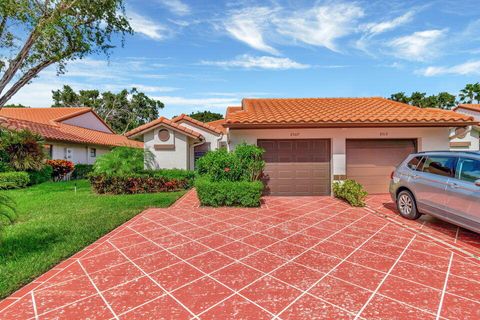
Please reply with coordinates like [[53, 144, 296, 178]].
[[90, 148, 97, 158]]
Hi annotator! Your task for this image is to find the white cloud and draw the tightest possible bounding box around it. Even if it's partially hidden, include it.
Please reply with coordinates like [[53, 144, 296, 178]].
[[417, 60, 480, 76], [224, 7, 279, 55], [157, 0, 190, 16], [128, 84, 179, 93], [387, 29, 447, 61], [153, 96, 240, 109], [275, 2, 364, 52], [361, 11, 415, 35], [201, 54, 310, 70], [128, 12, 170, 41]]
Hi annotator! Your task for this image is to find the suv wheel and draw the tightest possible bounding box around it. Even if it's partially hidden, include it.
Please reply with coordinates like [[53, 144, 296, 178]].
[[396, 190, 421, 220]]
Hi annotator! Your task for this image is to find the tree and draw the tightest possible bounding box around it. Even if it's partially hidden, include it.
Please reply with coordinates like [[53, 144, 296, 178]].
[[51, 85, 163, 134], [409, 92, 427, 108], [436, 92, 456, 109], [188, 111, 224, 122], [389, 92, 410, 104], [0, 1, 132, 108], [459, 83, 480, 104]]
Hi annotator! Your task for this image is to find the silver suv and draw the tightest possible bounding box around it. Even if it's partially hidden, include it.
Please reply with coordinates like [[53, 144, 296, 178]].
[[390, 151, 480, 233]]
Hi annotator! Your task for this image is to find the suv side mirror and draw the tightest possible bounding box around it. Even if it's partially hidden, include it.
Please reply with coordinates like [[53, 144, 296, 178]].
[[475, 179, 480, 187]]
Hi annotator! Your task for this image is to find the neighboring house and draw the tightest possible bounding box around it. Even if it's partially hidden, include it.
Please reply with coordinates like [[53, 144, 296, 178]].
[[127, 97, 475, 195], [0, 107, 142, 164], [450, 104, 480, 151], [125, 114, 227, 170]]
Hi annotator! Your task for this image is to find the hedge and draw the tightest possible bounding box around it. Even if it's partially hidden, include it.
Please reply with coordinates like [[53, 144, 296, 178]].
[[72, 164, 93, 180], [27, 166, 53, 185], [332, 179, 368, 207], [0, 172, 30, 189], [195, 177, 263, 207], [89, 170, 194, 195]]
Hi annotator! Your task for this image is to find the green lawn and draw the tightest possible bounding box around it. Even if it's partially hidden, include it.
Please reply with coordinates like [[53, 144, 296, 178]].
[[0, 180, 185, 299]]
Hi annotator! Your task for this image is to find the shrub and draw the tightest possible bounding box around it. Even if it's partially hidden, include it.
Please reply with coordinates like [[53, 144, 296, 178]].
[[0, 129, 45, 171], [0, 172, 30, 189], [93, 147, 154, 176], [47, 160, 74, 181], [72, 164, 93, 180], [195, 176, 263, 207], [333, 179, 368, 207], [196, 143, 265, 182], [149, 169, 195, 188], [27, 165, 53, 185], [89, 170, 193, 194]]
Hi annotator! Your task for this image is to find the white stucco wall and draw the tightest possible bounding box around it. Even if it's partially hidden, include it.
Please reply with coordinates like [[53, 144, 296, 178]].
[[228, 127, 450, 178], [144, 128, 190, 170], [450, 108, 480, 151], [61, 112, 112, 133], [49, 142, 110, 164]]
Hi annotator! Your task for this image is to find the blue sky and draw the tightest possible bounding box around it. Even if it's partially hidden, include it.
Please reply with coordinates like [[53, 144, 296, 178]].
[[10, 0, 480, 117]]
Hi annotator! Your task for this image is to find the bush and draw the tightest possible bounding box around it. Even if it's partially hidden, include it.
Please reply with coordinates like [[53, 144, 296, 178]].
[[47, 160, 74, 181], [89, 171, 193, 194], [72, 164, 93, 180], [93, 147, 154, 176], [149, 169, 195, 188], [0, 172, 30, 189], [27, 165, 53, 185], [196, 143, 265, 182], [195, 176, 263, 207], [0, 129, 45, 171], [333, 179, 368, 207]]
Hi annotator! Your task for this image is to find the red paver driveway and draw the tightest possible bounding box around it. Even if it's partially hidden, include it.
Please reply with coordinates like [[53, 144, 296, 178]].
[[1, 190, 480, 319]]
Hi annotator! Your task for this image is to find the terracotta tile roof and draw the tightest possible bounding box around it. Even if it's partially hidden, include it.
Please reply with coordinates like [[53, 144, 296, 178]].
[[125, 117, 203, 139], [172, 114, 223, 135], [224, 97, 475, 127], [454, 104, 480, 113], [207, 119, 227, 133], [0, 116, 143, 148], [0, 107, 92, 125]]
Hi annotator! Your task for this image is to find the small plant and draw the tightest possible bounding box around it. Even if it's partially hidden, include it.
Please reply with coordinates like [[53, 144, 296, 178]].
[[234, 143, 265, 181], [47, 160, 74, 181], [93, 147, 154, 176], [0, 172, 30, 189], [333, 179, 368, 207]]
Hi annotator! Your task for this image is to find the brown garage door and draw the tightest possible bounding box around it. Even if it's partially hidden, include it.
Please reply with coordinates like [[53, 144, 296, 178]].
[[257, 139, 331, 196], [346, 139, 417, 194]]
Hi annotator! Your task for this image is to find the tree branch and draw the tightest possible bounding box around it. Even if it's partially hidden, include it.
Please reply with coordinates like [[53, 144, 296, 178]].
[[0, 59, 57, 107], [0, 16, 7, 40]]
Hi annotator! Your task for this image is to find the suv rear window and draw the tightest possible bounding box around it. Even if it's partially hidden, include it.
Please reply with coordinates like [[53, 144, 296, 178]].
[[456, 158, 480, 183], [421, 156, 456, 177], [406, 156, 424, 171]]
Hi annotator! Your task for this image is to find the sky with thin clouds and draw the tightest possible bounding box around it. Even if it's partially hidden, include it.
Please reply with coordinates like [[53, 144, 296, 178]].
[[8, 0, 480, 117]]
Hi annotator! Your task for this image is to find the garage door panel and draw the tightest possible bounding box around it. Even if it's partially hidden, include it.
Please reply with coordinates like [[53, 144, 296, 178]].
[[258, 139, 331, 196], [346, 139, 416, 194]]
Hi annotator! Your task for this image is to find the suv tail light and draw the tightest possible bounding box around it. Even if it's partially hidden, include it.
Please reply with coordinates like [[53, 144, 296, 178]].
[[390, 171, 395, 179]]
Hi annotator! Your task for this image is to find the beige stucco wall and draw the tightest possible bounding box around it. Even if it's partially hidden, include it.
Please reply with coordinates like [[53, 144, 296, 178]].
[[49, 142, 110, 164], [144, 128, 190, 170], [228, 127, 451, 178], [61, 112, 112, 133]]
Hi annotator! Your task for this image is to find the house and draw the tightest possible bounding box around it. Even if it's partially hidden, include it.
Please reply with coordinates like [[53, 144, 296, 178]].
[[125, 114, 227, 170], [0, 107, 142, 164], [127, 97, 475, 195], [450, 104, 480, 151]]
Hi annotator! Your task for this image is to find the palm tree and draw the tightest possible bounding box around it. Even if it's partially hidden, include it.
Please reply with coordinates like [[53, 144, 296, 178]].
[[459, 83, 480, 104]]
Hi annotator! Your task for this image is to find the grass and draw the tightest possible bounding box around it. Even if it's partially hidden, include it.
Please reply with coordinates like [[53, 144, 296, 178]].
[[0, 180, 185, 299]]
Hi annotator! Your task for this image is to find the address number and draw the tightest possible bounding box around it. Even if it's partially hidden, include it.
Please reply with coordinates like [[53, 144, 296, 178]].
[[290, 132, 300, 137]]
